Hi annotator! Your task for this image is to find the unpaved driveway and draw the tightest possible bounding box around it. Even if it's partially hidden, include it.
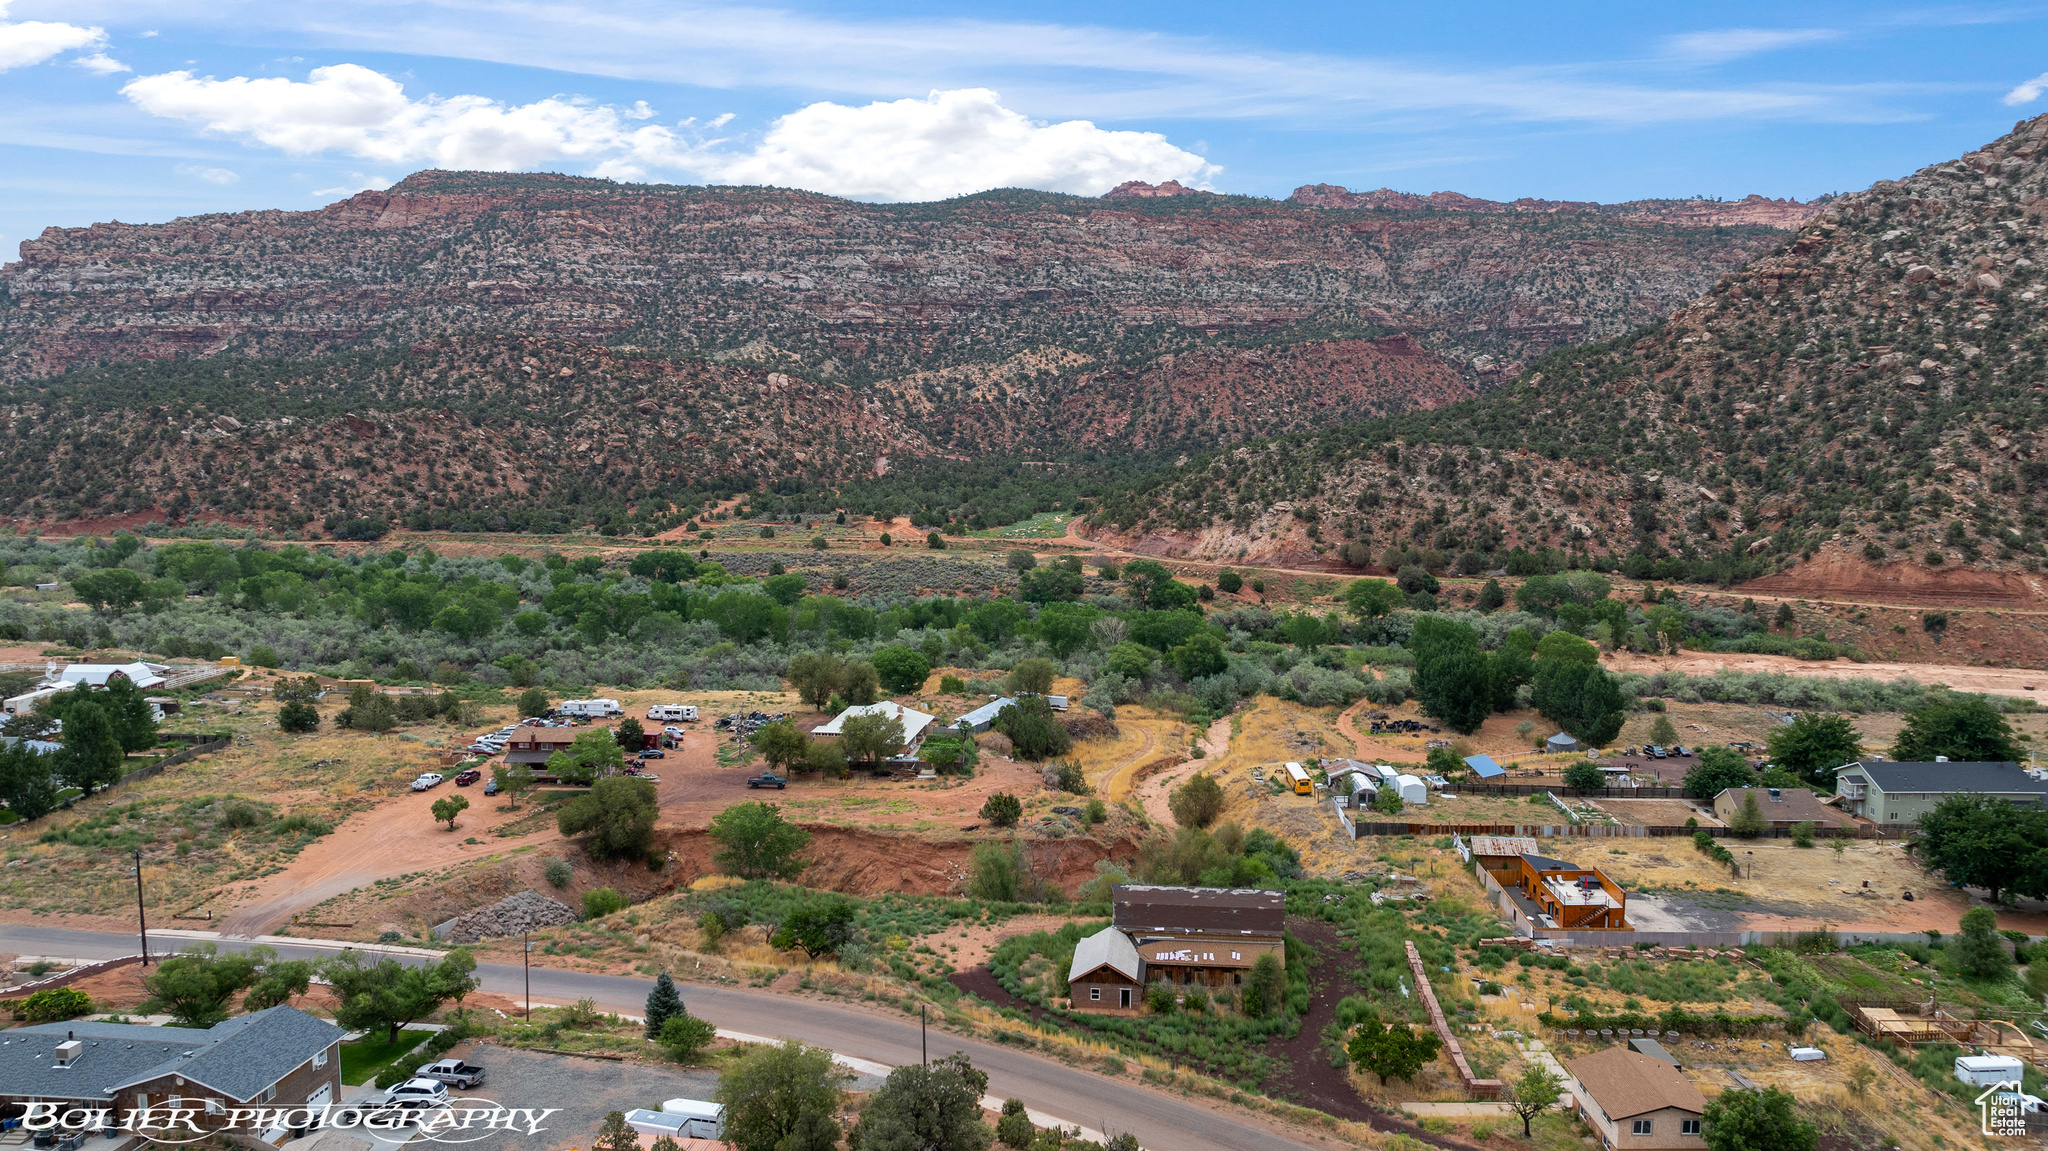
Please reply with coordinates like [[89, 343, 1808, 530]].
[[214, 789, 562, 936]]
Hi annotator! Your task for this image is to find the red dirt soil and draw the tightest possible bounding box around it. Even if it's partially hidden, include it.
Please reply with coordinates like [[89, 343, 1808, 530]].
[[949, 918, 1481, 1151], [1739, 551, 2048, 609]]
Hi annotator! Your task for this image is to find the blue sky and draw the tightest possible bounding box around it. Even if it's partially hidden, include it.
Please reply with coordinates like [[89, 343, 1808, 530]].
[[2, 0, 2047, 250]]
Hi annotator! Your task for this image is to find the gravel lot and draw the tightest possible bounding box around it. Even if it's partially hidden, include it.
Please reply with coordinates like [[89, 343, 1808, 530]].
[[373, 1041, 883, 1151]]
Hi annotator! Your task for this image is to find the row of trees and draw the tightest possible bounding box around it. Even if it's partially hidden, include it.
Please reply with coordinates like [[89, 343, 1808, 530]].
[[0, 674, 162, 820], [1410, 617, 1626, 743], [140, 942, 478, 1040]]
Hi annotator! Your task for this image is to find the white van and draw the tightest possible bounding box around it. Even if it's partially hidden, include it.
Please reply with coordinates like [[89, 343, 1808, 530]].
[[559, 699, 623, 718], [646, 704, 698, 722]]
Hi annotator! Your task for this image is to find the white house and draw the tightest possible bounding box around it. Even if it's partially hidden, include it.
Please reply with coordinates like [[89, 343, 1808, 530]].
[[813, 701, 937, 760], [57, 662, 167, 690]]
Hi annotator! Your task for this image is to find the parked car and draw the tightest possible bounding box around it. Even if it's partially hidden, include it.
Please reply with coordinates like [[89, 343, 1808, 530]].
[[1675, 746, 1694, 757], [746, 773, 788, 789], [414, 1058, 487, 1089], [483, 778, 500, 796], [454, 769, 482, 786], [643, 748, 665, 759], [411, 773, 445, 791], [384, 1078, 451, 1107]]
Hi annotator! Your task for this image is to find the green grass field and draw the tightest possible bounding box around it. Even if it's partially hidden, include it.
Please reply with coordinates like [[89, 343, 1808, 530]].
[[339, 1029, 434, 1085]]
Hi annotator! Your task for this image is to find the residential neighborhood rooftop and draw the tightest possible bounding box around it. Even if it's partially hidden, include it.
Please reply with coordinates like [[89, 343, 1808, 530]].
[[1841, 760, 2039, 794], [1568, 1045, 1707, 1120]]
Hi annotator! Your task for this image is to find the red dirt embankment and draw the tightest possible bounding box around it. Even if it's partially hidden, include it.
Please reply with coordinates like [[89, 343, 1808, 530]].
[[1739, 551, 2048, 609]]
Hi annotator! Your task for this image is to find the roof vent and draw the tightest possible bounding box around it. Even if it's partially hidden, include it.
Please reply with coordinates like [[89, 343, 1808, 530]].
[[54, 1040, 81, 1068], [1768, 788, 1782, 801]]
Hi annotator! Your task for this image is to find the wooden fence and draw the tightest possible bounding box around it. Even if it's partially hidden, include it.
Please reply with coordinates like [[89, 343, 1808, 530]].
[[116, 732, 233, 787]]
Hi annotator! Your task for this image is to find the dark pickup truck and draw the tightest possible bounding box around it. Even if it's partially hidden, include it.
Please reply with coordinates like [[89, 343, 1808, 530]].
[[746, 773, 788, 789]]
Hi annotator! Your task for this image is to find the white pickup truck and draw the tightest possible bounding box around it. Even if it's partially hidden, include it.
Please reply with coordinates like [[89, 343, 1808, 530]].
[[413, 1058, 486, 1089]]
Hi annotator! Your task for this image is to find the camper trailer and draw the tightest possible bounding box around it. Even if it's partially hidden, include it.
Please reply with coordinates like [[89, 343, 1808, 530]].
[[646, 704, 698, 722], [559, 699, 623, 718]]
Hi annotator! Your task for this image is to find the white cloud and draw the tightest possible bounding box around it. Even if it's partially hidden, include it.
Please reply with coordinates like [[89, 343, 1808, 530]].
[[121, 63, 693, 174], [2005, 71, 2048, 105], [0, 0, 106, 71], [1662, 28, 1840, 64], [706, 89, 1215, 200], [175, 163, 238, 184], [68, 0, 1900, 127], [311, 172, 392, 198], [74, 50, 126, 74], [120, 63, 1216, 201]]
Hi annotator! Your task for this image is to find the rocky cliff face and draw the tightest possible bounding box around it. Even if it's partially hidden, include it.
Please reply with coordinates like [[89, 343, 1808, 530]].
[[1091, 115, 2048, 579], [0, 170, 1791, 394], [1287, 184, 1824, 229]]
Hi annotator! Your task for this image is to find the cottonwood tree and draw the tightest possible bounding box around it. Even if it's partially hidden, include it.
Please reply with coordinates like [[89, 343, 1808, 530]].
[[1504, 1065, 1563, 1137], [1916, 793, 2048, 904], [142, 943, 268, 1027], [1168, 773, 1225, 828], [708, 801, 812, 880], [715, 1041, 844, 1151], [1891, 695, 2023, 763], [1767, 713, 1863, 789], [556, 776, 659, 861], [849, 1053, 992, 1151], [1345, 1015, 1442, 1084], [1702, 1087, 1816, 1151], [320, 949, 477, 1044], [750, 720, 810, 773]]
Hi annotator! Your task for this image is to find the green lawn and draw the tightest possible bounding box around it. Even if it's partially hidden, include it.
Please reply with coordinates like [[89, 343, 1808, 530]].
[[965, 513, 1069, 540], [338, 1029, 433, 1085]]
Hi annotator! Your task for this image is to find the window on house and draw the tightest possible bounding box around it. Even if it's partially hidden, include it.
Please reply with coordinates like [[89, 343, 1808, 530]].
[[1888, 813, 1897, 821], [313, 1050, 328, 1070], [205, 1099, 225, 1116], [255, 1086, 276, 1104], [1090, 988, 1101, 1001], [1632, 1120, 1653, 1136], [1681, 1120, 1701, 1136]]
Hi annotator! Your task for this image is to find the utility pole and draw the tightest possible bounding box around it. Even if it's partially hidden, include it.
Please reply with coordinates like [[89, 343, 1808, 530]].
[[920, 1005, 927, 1066], [132, 847, 150, 966], [523, 932, 532, 1020]]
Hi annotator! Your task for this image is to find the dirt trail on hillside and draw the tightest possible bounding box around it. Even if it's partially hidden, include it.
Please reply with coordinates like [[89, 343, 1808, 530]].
[[1603, 650, 2048, 695], [214, 792, 563, 936]]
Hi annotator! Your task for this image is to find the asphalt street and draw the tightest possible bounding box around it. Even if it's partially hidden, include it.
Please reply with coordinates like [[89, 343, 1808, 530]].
[[0, 923, 1320, 1151]]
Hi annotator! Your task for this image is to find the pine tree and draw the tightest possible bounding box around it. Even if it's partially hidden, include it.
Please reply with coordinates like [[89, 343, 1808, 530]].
[[645, 971, 685, 1037], [1730, 791, 1768, 838]]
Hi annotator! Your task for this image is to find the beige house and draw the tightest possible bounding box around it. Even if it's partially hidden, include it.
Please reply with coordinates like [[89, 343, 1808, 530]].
[[1567, 1046, 1707, 1151], [1711, 787, 1851, 830]]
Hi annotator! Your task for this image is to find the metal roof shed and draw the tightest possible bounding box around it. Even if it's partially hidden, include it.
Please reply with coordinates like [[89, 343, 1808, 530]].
[[1463, 754, 1506, 779], [1546, 732, 1579, 752]]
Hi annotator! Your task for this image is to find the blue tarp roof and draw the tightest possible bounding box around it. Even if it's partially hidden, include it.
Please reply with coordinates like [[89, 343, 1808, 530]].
[[1463, 754, 1505, 779]]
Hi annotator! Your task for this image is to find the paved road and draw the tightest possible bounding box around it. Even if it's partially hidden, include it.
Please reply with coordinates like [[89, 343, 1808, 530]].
[[0, 924, 1318, 1151]]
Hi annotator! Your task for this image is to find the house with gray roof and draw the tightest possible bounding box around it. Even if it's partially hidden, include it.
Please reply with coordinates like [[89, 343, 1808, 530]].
[[1831, 760, 2044, 825], [949, 697, 1016, 734], [0, 1005, 343, 1143], [1067, 925, 1144, 1012]]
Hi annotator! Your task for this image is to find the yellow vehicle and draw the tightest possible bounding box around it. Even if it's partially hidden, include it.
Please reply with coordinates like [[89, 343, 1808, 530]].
[[1284, 761, 1313, 795]]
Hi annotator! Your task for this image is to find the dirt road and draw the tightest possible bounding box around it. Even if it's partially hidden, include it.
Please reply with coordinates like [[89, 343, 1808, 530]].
[[214, 787, 563, 936]]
